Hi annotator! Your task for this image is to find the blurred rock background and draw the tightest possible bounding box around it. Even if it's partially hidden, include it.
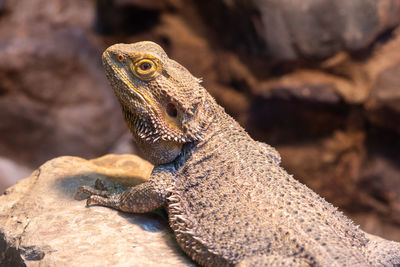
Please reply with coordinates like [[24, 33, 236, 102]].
[[0, 0, 399, 240]]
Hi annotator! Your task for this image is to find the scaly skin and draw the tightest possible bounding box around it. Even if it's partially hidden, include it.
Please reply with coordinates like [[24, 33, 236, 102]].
[[79, 41, 400, 267]]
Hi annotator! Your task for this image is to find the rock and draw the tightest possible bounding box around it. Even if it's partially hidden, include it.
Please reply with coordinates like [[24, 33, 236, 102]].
[[95, 0, 168, 35], [357, 130, 400, 225], [0, 0, 126, 169], [366, 61, 400, 133], [275, 130, 366, 207], [0, 154, 194, 266], [114, 0, 169, 10], [0, 0, 6, 14], [196, 0, 400, 61]]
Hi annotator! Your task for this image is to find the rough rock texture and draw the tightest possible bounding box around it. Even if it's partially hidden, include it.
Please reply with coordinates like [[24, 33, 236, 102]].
[[0, 154, 195, 266], [196, 0, 400, 61], [366, 61, 400, 133], [0, 0, 399, 244]]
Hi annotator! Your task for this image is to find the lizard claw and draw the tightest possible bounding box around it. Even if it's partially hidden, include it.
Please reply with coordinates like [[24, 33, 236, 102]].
[[86, 195, 98, 206]]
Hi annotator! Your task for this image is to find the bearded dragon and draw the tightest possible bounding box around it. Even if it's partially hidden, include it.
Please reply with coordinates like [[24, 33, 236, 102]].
[[79, 41, 400, 266]]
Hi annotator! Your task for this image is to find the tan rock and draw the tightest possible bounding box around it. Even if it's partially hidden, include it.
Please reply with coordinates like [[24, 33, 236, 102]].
[[0, 154, 193, 267]]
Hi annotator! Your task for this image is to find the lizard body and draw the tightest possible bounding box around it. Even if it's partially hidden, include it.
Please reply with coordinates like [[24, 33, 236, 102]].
[[80, 41, 400, 266]]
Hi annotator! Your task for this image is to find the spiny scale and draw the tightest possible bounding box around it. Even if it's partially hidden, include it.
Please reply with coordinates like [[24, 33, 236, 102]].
[[124, 108, 187, 143]]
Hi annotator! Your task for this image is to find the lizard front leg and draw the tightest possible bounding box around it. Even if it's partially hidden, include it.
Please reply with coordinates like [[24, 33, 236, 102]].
[[78, 165, 174, 213], [83, 182, 164, 213]]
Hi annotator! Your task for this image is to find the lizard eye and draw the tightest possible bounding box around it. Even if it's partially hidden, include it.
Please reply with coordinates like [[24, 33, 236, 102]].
[[132, 59, 158, 80]]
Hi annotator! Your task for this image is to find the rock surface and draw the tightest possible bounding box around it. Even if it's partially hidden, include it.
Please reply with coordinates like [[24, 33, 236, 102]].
[[0, 0, 126, 169], [196, 0, 400, 61], [0, 154, 194, 266]]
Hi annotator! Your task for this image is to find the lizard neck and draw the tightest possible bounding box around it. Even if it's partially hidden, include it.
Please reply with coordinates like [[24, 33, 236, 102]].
[[122, 107, 183, 165], [121, 93, 219, 166], [177, 95, 240, 163]]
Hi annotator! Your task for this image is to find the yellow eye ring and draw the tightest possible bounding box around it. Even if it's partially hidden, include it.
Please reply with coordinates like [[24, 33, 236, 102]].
[[131, 59, 159, 80]]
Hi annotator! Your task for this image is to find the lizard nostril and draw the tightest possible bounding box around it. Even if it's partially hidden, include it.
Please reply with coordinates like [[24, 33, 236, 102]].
[[166, 102, 178, 118]]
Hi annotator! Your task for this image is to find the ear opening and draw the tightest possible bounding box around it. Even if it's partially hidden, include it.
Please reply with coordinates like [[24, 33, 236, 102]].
[[166, 102, 178, 118]]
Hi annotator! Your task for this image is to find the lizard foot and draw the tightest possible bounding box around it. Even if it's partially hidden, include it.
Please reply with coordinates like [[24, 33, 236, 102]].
[[77, 179, 121, 208], [76, 179, 112, 203]]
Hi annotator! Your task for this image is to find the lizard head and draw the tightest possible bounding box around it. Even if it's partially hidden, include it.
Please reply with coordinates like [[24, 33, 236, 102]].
[[102, 41, 210, 164]]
